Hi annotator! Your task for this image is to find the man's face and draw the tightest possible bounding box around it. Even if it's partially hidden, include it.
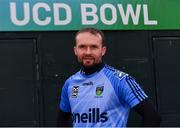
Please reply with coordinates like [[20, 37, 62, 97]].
[[74, 32, 106, 67]]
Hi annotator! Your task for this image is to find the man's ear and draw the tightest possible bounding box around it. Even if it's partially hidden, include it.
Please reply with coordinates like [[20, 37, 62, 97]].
[[74, 46, 77, 55], [102, 46, 107, 56]]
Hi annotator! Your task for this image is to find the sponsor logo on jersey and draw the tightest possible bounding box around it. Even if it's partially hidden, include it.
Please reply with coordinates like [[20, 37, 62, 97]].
[[96, 86, 104, 96], [72, 108, 108, 123], [72, 86, 79, 98], [82, 81, 93, 86]]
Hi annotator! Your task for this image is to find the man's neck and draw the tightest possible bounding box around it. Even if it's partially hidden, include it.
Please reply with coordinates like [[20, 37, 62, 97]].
[[81, 63, 104, 75]]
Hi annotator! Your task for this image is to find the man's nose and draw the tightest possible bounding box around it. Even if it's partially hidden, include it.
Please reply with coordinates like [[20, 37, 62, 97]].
[[85, 47, 91, 54]]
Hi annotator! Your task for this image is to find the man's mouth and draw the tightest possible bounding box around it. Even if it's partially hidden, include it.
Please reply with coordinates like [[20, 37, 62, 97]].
[[83, 57, 94, 60]]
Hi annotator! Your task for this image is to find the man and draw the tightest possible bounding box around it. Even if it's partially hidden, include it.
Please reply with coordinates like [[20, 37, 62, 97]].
[[58, 28, 161, 127]]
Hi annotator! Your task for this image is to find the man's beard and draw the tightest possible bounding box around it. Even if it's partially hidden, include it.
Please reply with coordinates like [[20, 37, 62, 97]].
[[78, 57, 97, 68], [80, 60, 96, 68], [79, 59, 104, 75]]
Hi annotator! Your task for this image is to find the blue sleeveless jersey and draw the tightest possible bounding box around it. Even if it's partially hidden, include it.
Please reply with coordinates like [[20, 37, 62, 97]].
[[60, 65, 148, 127]]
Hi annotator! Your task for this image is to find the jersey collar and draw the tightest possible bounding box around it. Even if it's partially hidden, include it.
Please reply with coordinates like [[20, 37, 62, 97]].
[[80, 62, 105, 75]]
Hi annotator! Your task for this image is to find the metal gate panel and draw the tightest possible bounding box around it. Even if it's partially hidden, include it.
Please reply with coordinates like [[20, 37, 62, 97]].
[[153, 37, 180, 126], [0, 39, 39, 126]]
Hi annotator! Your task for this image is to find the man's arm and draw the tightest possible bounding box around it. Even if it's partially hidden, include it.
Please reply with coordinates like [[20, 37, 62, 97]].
[[57, 109, 72, 127], [133, 98, 161, 126]]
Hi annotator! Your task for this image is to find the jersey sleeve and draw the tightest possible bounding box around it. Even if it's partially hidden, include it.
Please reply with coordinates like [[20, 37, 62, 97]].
[[121, 75, 148, 108], [59, 80, 71, 112]]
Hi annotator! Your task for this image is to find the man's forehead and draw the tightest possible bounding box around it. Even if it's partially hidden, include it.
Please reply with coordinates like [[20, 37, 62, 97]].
[[76, 32, 102, 40]]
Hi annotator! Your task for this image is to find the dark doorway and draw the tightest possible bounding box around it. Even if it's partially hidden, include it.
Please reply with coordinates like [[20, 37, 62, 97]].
[[0, 39, 39, 126], [153, 37, 180, 126]]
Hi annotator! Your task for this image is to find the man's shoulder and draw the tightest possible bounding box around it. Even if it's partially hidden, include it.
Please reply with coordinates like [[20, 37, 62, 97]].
[[103, 64, 129, 81], [64, 71, 82, 84]]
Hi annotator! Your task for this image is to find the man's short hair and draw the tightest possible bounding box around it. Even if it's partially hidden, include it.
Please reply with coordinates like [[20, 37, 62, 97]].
[[75, 27, 105, 46]]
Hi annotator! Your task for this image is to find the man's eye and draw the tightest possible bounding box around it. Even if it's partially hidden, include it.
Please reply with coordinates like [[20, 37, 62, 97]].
[[91, 45, 98, 48], [78, 45, 85, 48]]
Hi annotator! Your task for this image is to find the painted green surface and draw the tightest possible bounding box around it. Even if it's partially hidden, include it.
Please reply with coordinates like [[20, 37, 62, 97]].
[[0, 0, 180, 31]]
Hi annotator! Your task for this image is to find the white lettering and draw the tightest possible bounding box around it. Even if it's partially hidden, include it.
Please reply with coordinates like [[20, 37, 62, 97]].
[[53, 3, 72, 25], [10, 2, 158, 27], [118, 4, 141, 25], [33, 3, 51, 26], [81, 4, 98, 25], [100, 4, 117, 25], [10, 2, 30, 26], [143, 5, 157, 25]]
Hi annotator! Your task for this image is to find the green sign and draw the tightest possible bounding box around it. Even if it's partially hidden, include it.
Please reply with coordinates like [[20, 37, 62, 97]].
[[0, 0, 180, 31]]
